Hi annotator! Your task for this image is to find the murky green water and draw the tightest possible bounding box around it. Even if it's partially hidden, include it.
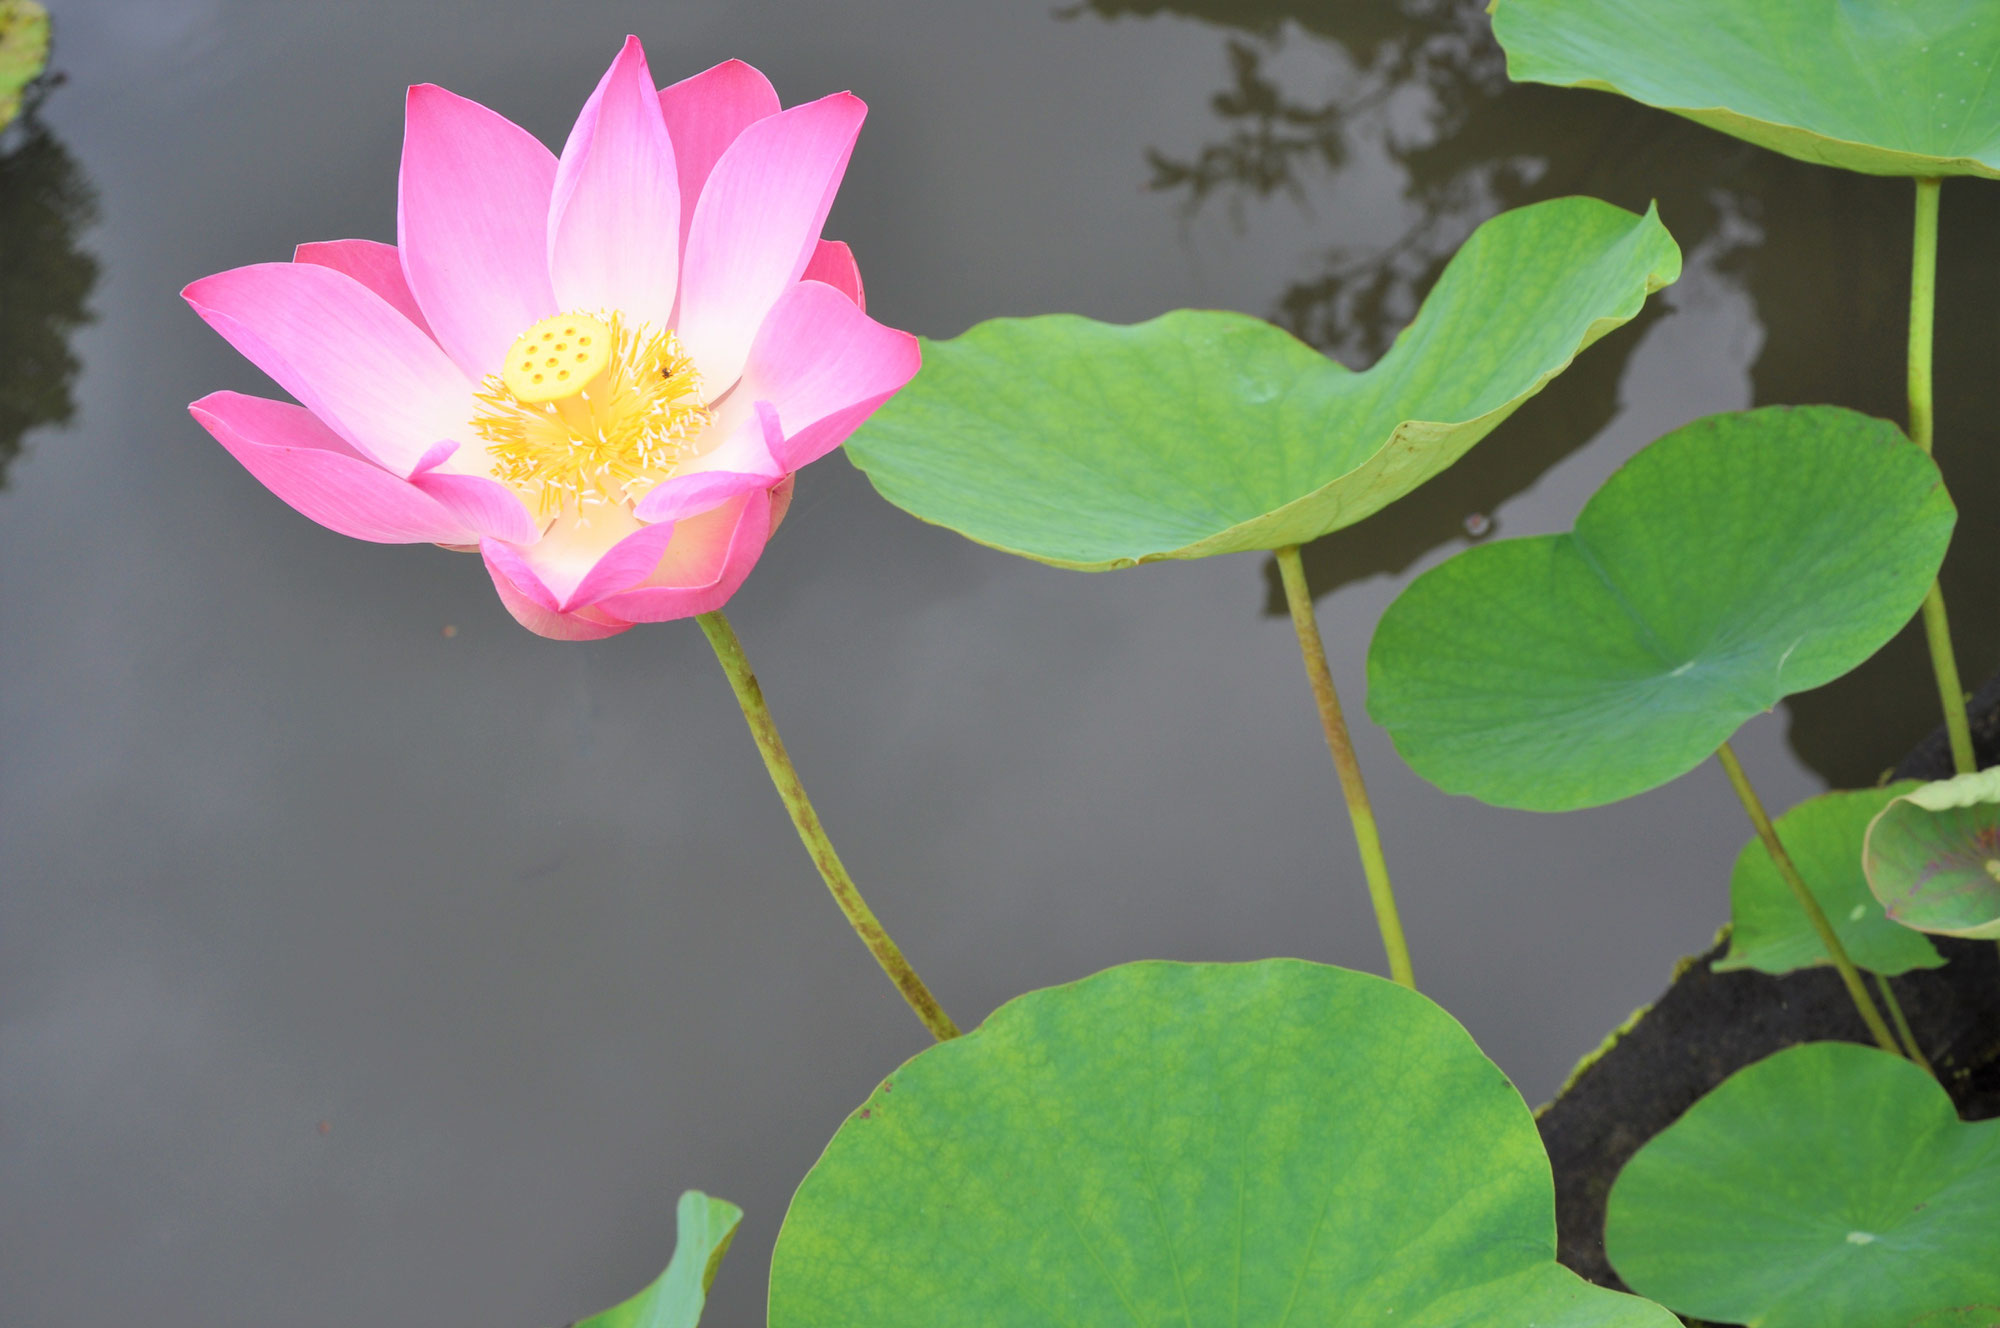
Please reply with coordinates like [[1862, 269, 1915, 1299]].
[[3, 2, 1994, 1323]]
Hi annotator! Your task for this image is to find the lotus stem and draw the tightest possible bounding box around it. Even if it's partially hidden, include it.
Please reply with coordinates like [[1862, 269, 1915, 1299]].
[[697, 610, 960, 1042], [1274, 545, 1416, 989], [1714, 741, 1903, 1057], [1907, 180, 1940, 456], [1872, 973, 1931, 1073], [1908, 176, 1976, 777]]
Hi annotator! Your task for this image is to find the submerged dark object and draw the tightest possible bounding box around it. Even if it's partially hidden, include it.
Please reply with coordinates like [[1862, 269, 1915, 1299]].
[[1539, 671, 2000, 1288]]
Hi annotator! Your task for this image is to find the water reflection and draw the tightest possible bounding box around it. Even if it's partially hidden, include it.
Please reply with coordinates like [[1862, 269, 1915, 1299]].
[[0, 80, 98, 490], [1084, 0, 2000, 787]]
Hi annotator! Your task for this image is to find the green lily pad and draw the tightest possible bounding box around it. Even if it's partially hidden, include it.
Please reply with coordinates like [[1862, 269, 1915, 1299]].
[[1718, 784, 1944, 977], [1865, 768, 2000, 940], [1606, 1041, 2000, 1328], [0, 1, 50, 132], [845, 196, 1678, 570], [1490, 0, 2000, 179], [1366, 406, 1953, 811], [1907, 1311, 2000, 1328], [769, 960, 1676, 1328], [574, 1190, 742, 1328]]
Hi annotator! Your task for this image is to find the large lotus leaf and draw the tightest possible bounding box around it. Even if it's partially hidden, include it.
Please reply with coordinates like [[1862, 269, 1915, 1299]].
[[574, 1190, 741, 1328], [1490, 0, 2000, 180], [1367, 406, 1953, 812], [1865, 768, 2000, 940], [844, 196, 1679, 570], [1718, 784, 1944, 977], [1908, 1312, 2000, 1328], [0, 1, 49, 131], [1606, 1041, 2000, 1328], [769, 960, 1676, 1328]]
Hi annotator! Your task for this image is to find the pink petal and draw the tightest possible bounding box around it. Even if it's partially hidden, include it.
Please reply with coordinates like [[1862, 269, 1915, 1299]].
[[481, 536, 559, 610], [489, 505, 664, 610], [597, 490, 772, 623], [631, 471, 774, 528], [549, 36, 681, 329], [632, 401, 784, 524], [768, 473, 797, 535], [399, 84, 559, 379], [294, 239, 434, 336], [485, 550, 633, 641], [740, 279, 921, 470], [801, 239, 864, 310], [486, 514, 679, 613], [409, 439, 458, 474], [657, 59, 780, 254], [558, 519, 682, 610], [190, 391, 478, 545], [183, 262, 475, 476], [408, 469, 540, 545], [676, 92, 866, 391]]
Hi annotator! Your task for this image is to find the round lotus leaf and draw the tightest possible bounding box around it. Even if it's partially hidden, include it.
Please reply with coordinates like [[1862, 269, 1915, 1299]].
[[845, 196, 1679, 570], [769, 960, 1677, 1328], [1366, 406, 1953, 811], [1491, 0, 2000, 179], [1606, 1041, 2000, 1328], [1719, 784, 1944, 977], [1865, 768, 2000, 940], [1906, 1311, 2000, 1328]]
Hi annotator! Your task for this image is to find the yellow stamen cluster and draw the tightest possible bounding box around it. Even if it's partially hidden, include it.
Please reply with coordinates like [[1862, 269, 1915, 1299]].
[[472, 311, 711, 516]]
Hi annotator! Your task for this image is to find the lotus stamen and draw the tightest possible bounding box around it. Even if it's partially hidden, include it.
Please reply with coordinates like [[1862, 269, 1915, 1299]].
[[472, 311, 712, 516]]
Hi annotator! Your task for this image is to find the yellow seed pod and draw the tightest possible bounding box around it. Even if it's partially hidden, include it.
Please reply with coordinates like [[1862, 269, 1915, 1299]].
[[501, 313, 613, 403]]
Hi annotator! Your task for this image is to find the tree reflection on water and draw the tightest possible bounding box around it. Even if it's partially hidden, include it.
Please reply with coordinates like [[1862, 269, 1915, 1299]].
[[0, 75, 98, 491], [1074, 0, 2000, 788]]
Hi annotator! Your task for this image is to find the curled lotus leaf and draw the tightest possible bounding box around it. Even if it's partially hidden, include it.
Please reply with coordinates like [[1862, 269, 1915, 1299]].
[[1367, 406, 1953, 812], [1864, 768, 2000, 940], [1718, 784, 1944, 977], [769, 960, 1677, 1328], [1607, 1041, 2000, 1328], [845, 196, 1678, 570], [1490, 0, 2000, 179], [574, 1190, 742, 1328]]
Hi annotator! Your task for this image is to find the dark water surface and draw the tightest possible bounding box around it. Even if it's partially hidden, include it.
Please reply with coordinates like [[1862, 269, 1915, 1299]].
[[4, 2, 1995, 1324]]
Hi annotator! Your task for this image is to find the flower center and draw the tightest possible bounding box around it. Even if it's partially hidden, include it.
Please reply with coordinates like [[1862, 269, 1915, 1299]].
[[471, 311, 712, 516]]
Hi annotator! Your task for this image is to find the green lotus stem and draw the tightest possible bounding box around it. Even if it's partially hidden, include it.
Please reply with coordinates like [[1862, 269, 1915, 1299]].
[[1871, 973, 1931, 1073], [1908, 176, 1976, 777], [1919, 584, 1973, 774], [698, 610, 960, 1042], [1275, 545, 1416, 990], [1715, 741, 1902, 1057], [1907, 180, 1939, 454]]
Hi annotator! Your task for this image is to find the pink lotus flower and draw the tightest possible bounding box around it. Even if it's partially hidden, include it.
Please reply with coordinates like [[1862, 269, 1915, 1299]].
[[185, 38, 920, 640]]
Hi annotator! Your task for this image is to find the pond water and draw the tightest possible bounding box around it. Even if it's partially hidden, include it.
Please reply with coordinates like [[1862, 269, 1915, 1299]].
[[4, 1, 1997, 1324]]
